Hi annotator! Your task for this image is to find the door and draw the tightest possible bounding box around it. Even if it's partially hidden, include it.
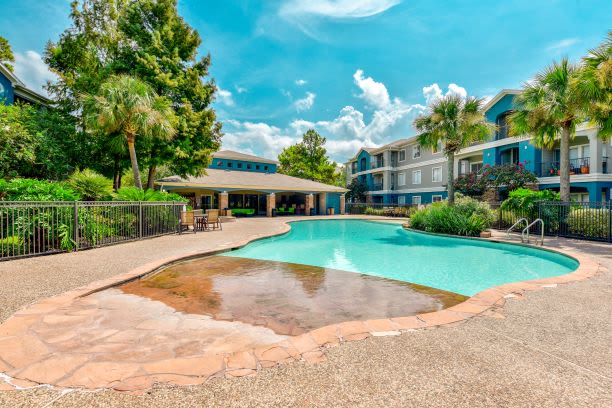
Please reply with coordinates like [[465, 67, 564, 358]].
[[201, 195, 213, 210]]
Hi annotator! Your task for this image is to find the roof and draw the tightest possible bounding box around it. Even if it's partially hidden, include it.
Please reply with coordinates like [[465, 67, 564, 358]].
[[483, 89, 520, 112], [157, 168, 347, 193], [0, 63, 51, 106], [212, 150, 279, 165], [346, 137, 415, 162]]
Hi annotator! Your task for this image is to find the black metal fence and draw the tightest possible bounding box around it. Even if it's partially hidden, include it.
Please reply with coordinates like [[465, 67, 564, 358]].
[[491, 201, 612, 243], [345, 203, 415, 217], [0, 201, 184, 261]]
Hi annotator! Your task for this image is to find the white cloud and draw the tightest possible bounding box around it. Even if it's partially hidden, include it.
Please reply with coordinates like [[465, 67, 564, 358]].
[[546, 38, 578, 52], [294, 91, 316, 112], [280, 0, 401, 19], [422, 83, 467, 104], [295, 79, 307, 86], [235, 85, 248, 94], [222, 122, 297, 159], [216, 87, 235, 106], [353, 69, 390, 109], [13, 51, 57, 97]]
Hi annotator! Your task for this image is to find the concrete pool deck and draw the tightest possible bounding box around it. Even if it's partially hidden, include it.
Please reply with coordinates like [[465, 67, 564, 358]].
[[0, 216, 610, 406]]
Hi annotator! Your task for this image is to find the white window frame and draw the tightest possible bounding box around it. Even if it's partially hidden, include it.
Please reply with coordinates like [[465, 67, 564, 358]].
[[412, 170, 421, 185], [412, 196, 421, 205], [398, 172, 406, 186], [432, 195, 443, 203], [432, 141, 443, 154], [397, 196, 406, 205], [432, 166, 442, 183], [399, 149, 406, 162], [470, 161, 483, 173], [412, 145, 421, 159]]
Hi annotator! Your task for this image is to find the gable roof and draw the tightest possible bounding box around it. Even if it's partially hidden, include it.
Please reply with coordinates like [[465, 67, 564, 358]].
[[212, 150, 279, 165], [482, 89, 520, 113], [0, 63, 52, 106], [157, 168, 347, 193]]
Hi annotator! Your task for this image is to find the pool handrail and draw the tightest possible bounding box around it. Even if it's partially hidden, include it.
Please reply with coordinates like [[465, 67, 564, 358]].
[[506, 218, 528, 237], [522, 218, 544, 246]]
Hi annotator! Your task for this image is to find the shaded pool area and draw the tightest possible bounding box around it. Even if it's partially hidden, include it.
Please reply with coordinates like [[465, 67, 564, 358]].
[[121, 256, 467, 335], [224, 220, 579, 296]]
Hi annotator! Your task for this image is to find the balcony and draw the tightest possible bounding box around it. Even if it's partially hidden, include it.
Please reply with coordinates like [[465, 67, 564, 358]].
[[371, 160, 385, 169], [536, 157, 606, 177], [371, 183, 384, 191]]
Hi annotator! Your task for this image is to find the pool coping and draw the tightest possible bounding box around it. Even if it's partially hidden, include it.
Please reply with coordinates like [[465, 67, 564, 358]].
[[0, 216, 604, 393]]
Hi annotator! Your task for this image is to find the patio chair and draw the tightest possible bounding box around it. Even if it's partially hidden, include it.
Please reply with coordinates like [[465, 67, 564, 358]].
[[179, 210, 196, 234], [206, 209, 222, 230]]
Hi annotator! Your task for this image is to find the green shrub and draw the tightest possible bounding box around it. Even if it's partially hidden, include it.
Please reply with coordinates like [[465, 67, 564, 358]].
[[501, 188, 560, 213], [0, 236, 24, 257], [409, 195, 494, 236], [567, 208, 608, 239], [232, 208, 256, 216], [68, 169, 113, 201], [364, 207, 385, 216], [0, 178, 80, 201], [114, 187, 187, 202]]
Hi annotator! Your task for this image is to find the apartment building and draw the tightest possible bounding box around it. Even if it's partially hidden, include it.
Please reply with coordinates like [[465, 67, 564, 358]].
[[345, 89, 612, 204]]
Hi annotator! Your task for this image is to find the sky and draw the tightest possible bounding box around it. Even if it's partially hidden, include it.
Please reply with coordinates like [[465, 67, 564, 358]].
[[1, 0, 611, 163]]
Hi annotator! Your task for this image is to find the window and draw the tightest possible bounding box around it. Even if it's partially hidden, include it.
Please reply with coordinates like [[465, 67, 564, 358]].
[[412, 170, 421, 185], [432, 167, 442, 183], [217, 160, 223, 167], [432, 195, 443, 203], [399, 149, 406, 162], [398, 196, 405, 205], [256, 165, 260, 170], [412, 196, 421, 205], [351, 162, 357, 173], [247, 164, 252, 170], [227, 162, 233, 168], [264, 165, 269, 171], [237, 163, 243, 169], [398, 172, 406, 186], [570, 193, 589, 203], [432, 141, 443, 154], [470, 162, 483, 173], [412, 145, 421, 159]]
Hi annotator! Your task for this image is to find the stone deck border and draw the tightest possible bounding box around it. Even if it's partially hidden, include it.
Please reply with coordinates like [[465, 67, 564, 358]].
[[0, 217, 604, 393]]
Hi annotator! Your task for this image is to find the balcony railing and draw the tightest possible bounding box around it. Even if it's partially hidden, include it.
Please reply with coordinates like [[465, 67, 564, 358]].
[[371, 183, 383, 191], [537, 157, 594, 177], [371, 161, 385, 169]]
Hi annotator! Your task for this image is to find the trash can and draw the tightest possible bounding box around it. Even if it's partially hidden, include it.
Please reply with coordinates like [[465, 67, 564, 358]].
[[310, 208, 315, 216]]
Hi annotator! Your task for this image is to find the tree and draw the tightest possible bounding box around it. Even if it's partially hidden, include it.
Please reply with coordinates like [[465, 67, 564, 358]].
[[278, 129, 344, 186], [509, 59, 585, 202], [346, 178, 368, 202], [84, 75, 176, 189], [45, 0, 222, 187], [414, 94, 494, 205], [0, 36, 15, 71], [575, 31, 612, 140]]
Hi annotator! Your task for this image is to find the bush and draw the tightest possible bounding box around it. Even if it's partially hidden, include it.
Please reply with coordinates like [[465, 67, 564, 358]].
[[364, 207, 385, 216], [0, 236, 24, 257], [567, 208, 608, 239], [0, 178, 80, 201], [409, 195, 494, 236], [113, 187, 187, 202], [68, 169, 113, 201], [500, 188, 560, 224]]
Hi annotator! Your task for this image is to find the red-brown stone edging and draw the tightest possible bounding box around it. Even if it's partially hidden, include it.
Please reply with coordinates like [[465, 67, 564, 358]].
[[0, 219, 605, 393]]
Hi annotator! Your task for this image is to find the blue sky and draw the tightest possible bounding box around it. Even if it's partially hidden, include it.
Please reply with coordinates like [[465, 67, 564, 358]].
[[1, 0, 611, 162]]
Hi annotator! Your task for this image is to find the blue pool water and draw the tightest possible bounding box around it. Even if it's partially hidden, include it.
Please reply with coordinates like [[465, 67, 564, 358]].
[[224, 220, 578, 296]]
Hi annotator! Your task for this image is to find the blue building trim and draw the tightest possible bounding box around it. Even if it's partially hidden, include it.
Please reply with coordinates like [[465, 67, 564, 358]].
[[0, 71, 15, 105]]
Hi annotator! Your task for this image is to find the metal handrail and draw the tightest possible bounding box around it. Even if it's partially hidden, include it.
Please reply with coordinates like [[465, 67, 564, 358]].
[[522, 218, 544, 245], [506, 218, 528, 237]]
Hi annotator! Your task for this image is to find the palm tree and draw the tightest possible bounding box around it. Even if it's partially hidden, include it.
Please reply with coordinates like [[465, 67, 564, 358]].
[[414, 94, 494, 205], [509, 59, 585, 202], [84, 75, 176, 189], [575, 32, 611, 140]]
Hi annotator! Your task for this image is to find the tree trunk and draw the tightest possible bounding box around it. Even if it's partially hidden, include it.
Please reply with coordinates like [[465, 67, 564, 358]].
[[147, 164, 157, 190], [447, 152, 455, 205], [127, 135, 143, 189], [113, 157, 121, 191], [559, 126, 571, 202]]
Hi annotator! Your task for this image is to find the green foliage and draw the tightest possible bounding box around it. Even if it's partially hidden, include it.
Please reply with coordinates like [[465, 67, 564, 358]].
[[453, 163, 538, 197], [278, 129, 344, 186], [113, 187, 187, 202], [410, 195, 494, 236], [0, 35, 14, 71], [346, 178, 367, 202], [0, 178, 80, 201], [500, 188, 560, 224], [414, 94, 494, 204], [0, 236, 23, 257], [364, 207, 385, 216], [0, 104, 38, 178], [231, 208, 255, 216], [68, 169, 114, 201], [567, 208, 608, 239]]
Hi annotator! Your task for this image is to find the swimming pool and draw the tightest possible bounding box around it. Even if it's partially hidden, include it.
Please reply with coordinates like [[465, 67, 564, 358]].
[[224, 219, 579, 296]]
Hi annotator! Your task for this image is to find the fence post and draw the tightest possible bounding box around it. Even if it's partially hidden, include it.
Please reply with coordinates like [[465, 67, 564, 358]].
[[73, 201, 79, 251], [138, 201, 143, 239], [608, 200, 611, 243]]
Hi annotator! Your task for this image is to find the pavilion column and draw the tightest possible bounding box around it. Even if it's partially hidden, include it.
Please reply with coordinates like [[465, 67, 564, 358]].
[[266, 193, 276, 217], [219, 192, 228, 211], [318, 193, 327, 215], [340, 194, 346, 215], [305, 194, 314, 216]]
